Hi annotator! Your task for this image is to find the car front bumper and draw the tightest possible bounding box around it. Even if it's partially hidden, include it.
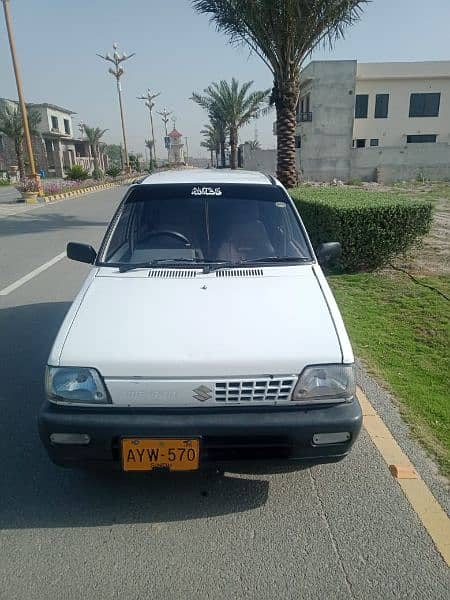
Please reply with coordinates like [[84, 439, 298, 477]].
[[38, 398, 362, 469]]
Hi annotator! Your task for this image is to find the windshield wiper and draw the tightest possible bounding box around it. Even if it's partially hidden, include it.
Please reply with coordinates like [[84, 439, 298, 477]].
[[118, 258, 201, 273], [202, 256, 310, 273]]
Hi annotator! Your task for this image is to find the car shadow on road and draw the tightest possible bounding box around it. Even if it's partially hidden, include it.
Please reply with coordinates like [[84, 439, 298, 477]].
[[0, 302, 269, 530]]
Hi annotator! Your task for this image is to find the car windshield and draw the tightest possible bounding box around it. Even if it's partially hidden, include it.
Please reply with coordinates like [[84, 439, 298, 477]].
[[98, 183, 312, 266]]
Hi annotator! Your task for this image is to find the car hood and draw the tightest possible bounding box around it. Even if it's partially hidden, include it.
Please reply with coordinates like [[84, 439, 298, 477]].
[[53, 266, 343, 377]]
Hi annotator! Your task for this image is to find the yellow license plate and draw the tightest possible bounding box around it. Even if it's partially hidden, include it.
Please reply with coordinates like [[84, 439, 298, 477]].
[[121, 438, 200, 472]]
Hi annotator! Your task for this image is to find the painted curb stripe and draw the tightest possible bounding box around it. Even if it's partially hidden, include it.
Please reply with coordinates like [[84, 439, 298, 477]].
[[358, 387, 450, 566], [0, 252, 66, 296]]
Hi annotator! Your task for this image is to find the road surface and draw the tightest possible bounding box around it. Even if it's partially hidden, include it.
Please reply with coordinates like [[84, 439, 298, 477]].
[[0, 186, 448, 599]]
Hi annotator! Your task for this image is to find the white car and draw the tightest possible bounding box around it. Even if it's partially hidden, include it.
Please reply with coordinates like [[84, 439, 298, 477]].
[[39, 169, 362, 472]]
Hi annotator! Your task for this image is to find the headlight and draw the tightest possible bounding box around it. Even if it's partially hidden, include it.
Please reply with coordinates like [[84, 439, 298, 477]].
[[45, 366, 110, 404], [292, 364, 355, 403]]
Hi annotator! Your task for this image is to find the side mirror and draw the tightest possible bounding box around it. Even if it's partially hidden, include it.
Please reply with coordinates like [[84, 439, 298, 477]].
[[67, 242, 97, 264], [315, 242, 342, 267]]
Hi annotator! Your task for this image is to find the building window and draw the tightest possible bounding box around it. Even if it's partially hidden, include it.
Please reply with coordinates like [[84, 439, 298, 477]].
[[370, 138, 379, 147], [63, 119, 71, 135], [374, 94, 389, 118], [355, 139, 366, 148], [406, 134, 437, 143], [355, 94, 368, 119], [295, 135, 301, 148], [409, 93, 440, 117], [0, 135, 4, 152], [51, 115, 59, 131]]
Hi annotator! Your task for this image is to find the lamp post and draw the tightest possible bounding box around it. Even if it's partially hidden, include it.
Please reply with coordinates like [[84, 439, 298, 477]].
[[137, 90, 160, 166], [184, 136, 189, 165], [157, 108, 171, 163], [2, 0, 41, 192], [97, 42, 135, 172]]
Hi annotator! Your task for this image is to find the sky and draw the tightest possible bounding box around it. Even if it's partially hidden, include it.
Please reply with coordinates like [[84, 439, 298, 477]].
[[1, 0, 449, 158]]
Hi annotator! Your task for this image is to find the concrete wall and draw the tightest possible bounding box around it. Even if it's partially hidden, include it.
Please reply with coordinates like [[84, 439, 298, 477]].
[[297, 61, 357, 181], [351, 143, 450, 183], [241, 145, 300, 178]]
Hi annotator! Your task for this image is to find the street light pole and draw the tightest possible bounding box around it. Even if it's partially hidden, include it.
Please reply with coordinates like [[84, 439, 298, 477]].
[[157, 108, 171, 163], [184, 136, 189, 165], [137, 90, 160, 165], [97, 43, 135, 173], [2, 0, 41, 190]]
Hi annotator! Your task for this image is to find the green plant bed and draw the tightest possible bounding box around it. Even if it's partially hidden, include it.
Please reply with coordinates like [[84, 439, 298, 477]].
[[329, 272, 450, 476], [290, 187, 432, 272]]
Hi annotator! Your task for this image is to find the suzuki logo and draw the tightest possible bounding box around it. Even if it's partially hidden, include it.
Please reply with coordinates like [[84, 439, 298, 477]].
[[193, 385, 213, 402]]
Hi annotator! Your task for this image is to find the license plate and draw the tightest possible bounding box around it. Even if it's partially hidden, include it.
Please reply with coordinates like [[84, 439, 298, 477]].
[[121, 438, 200, 472]]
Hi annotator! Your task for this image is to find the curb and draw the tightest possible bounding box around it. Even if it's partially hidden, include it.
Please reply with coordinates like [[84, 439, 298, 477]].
[[41, 179, 135, 203]]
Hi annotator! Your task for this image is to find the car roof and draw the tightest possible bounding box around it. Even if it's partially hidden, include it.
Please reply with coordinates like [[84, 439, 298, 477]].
[[139, 169, 279, 186]]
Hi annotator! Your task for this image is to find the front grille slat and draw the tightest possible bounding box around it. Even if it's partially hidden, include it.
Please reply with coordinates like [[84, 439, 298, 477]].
[[214, 377, 296, 404]]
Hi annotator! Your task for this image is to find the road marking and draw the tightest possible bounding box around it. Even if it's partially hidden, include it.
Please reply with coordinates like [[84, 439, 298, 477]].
[[0, 252, 66, 296], [358, 387, 450, 566]]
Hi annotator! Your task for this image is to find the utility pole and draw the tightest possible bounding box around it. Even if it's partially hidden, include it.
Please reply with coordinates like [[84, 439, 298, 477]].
[[184, 136, 189, 165], [97, 42, 135, 173], [157, 108, 171, 163], [2, 0, 41, 191], [137, 90, 160, 165]]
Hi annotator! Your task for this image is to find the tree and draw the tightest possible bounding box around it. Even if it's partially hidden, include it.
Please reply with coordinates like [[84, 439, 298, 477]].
[[200, 123, 221, 166], [192, 0, 367, 186], [244, 139, 261, 151], [145, 139, 155, 169], [83, 125, 108, 179], [192, 78, 269, 169], [0, 103, 41, 180], [104, 143, 123, 167]]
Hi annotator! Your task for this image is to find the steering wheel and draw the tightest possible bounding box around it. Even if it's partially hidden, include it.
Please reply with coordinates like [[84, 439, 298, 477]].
[[146, 230, 192, 247]]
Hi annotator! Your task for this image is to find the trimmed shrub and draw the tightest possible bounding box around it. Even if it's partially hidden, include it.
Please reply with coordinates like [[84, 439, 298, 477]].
[[290, 187, 433, 272], [66, 164, 90, 181], [105, 165, 122, 178]]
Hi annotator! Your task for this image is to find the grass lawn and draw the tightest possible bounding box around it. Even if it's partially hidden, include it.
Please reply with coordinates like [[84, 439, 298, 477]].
[[329, 271, 450, 477]]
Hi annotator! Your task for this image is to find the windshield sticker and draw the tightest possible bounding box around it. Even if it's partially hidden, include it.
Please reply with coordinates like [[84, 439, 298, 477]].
[[276, 202, 286, 208], [191, 186, 222, 196]]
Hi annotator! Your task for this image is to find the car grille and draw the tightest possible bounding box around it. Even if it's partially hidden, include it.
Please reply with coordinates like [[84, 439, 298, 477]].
[[214, 377, 296, 403]]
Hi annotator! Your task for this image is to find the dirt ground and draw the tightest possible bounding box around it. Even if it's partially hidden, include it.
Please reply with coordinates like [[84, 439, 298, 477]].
[[390, 186, 450, 276]]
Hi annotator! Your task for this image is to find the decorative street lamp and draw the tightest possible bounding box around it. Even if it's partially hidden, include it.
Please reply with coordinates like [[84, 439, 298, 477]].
[[157, 108, 172, 162], [137, 90, 160, 165], [97, 42, 135, 172], [2, 0, 42, 192]]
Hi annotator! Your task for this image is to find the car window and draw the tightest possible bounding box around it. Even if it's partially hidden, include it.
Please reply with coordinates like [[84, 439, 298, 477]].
[[100, 183, 312, 265]]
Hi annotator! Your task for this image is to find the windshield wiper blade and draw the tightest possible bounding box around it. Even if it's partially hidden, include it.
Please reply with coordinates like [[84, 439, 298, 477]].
[[118, 258, 200, 273], [247, 256, 311, 263]]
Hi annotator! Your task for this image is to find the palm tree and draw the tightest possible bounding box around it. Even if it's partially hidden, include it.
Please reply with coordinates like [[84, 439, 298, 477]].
[[192, 0, 367, 186], [145, 139, 155, 168], [83, 125, 108, 178], [245, 139, 261, 151], [200, 123, 221, 166], [0, 104, 41, 180], [192, 78, 270, 169]]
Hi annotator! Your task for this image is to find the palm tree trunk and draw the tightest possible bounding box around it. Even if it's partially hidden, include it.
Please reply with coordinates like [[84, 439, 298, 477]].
[[92, 145, 99, 176], [274, 79, 299, 188], [15, 139, 25, 180], [229, 127, 238, 170], [220, 139, 226, 168], [210, 149, 214, 167]]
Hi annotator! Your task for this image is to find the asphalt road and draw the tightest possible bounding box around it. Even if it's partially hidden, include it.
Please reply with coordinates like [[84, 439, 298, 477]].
[[0, 186, 448, 599]]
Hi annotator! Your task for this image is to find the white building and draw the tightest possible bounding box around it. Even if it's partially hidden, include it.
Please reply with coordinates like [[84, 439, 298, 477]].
[[243, 60, 450, 183]]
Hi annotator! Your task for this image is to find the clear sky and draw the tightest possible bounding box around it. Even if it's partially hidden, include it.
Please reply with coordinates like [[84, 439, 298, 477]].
[[1, 0, 449, 158]]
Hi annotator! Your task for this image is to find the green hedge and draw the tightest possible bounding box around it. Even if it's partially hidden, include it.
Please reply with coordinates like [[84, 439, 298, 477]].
[[290, 187, 433, 272]]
